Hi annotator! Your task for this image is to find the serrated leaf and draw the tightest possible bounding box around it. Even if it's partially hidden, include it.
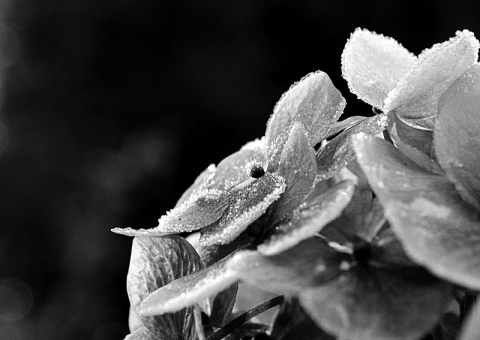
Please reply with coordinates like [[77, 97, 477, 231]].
[[387, 110, 435, 158], [199, 172, 286, 246], [124, 327, 156, 340], [176, 164, 216, 207], [341, 28, 416, 109], [209, 283, 238, 328], [231, 238, 348, 294], [354, 133, 480, 289], [209, 139, 267, 192], [300, 267, 451, 340], [316, 114, 387, 181], [139, 255, 239, 316], [127, 236, 203, 340], [259, 180, 355, 255], [435, 95, 480, 211], [384, 30, 479, 130], [438, 64, 480, 113], [268, 122, 317, 226], [266, 71, 345, 171], [112, 188, 228, 236], [460, 301, 480, 340]]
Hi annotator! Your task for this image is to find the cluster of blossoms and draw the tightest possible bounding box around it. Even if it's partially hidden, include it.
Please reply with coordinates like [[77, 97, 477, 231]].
[[114, 28, 480, 340]]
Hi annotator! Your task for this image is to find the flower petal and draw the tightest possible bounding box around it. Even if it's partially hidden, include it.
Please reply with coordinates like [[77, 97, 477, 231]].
[[176, 164, 216, 207], [300, 267, 451, 340], [112, 188, 228, 236], [460, 302, 480, 340], [268, 122, 317, 226], [316, 114, 387, 181], [385, 30, 479, 130], [232, 238, 348, 294], [341, 28, 416, 109], [199, 172, 286, 246], [259, 180, 355, 255], [266, 71, 345, 171], [139, 255, 239, 316], [435, 95, 480, 211], [438, 64, 480, 113], [127, 236, 203, 339], [124, 327, 156, 340], [209, 283, 238, 327], [354, 133, 480, 289]]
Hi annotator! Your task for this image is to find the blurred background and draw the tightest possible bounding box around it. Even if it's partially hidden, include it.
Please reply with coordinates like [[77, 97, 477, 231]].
[[0, 0, 478, 339]]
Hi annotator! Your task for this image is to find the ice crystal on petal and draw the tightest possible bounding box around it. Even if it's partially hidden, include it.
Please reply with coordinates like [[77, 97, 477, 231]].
[[438, 64, 480, 112], [385, 30, 480, 130], [176, 164, 216, 207], [200, 172, 286, 246], [342, 28, 416, 109]]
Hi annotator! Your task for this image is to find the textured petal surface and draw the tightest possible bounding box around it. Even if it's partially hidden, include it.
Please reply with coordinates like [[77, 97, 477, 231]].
[[199, 172, 285, 246], [139, 255, 239, 316], [435, 95, 480, 210], [354, 133, 480, 289], [266, 71, 345, 171], [342, 28, 416, 109], [460, 302, 480, 340], [385, 30, 479, 130], [300, 267, 451, 340], [269, 122, 317, 226], [176, 164, 216, 207], [124, 327, 156, 340], [127, 236, 203, 340], [259, 180, 355, 255], [231, 238, 348, 294], [438, 64, 480, 112], [316, 114, 387, 181]]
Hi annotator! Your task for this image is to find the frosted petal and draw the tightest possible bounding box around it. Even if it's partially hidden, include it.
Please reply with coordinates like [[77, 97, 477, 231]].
[[316, 114, 387, 181], [176, 164, 216, 207], [127, 236, 202, 339], [259, 180, 355, 256], [200, 172, 286, 246], [324, 116, 367, 140], [438, 64, 480, 112], [139, 255, 239, 316], [269, 122, 317, 226], [354, 133, 480, 289], [435, 95, 480, 210], [342, 28, 416, 109], [266, 71, 345, 171], [231, 238, 347, 294], [385, 30, 480, 130], [112, 188, 228, 236]]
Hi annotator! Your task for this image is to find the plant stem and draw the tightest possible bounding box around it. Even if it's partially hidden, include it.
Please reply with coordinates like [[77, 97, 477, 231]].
[[207, 295, 284, 340]]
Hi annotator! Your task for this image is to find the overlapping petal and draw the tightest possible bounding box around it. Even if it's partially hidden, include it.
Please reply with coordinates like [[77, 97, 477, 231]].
[[342, 28, 416, 109], [354, 133, 480, 289], [385, 30, 479, 129], [438, 64, 480, 112]]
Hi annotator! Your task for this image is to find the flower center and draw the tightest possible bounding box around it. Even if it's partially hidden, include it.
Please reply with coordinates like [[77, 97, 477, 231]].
[[352, 240, 372, 267], [250, 165, 265, 178]]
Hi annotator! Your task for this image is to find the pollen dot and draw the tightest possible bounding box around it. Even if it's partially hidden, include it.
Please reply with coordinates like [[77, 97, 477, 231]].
[[250, 165, 265, 179]]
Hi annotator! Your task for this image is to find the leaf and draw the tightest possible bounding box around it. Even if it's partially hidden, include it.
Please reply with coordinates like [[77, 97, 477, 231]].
[[127, 236, 203, 340], [438, 64, 480, 113], [435, 95, 480, 211], [139, 254, 239, 316], [231, 238, 348, 295], [124, 327, 156, 340], [258, 180, 355, 255], [387, 110, 435, 158], [199, 172, 286, 246], [460, 301, 480, 340], [316, 114, 387, 181], [384, 30, 479, 130], [112, 188, 228, 236], [268, 122, 317, 226], [176, 164, 216, 207], [209, 283, 238, 328], [266, 71, 345, 171], [341, 28, 416, 109], [300, 267, 452, 340], [354, 133, 480, 289]]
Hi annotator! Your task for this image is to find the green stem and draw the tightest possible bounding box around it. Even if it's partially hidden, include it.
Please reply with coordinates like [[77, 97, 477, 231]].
[[207, 295, 284, 340]]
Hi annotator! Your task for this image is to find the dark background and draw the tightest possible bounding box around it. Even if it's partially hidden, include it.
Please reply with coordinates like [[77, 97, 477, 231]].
[[0, 0, 478, 339]]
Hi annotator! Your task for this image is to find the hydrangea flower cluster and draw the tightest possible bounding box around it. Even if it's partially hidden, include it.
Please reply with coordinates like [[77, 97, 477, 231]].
[[114, 28, 480, 340]]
